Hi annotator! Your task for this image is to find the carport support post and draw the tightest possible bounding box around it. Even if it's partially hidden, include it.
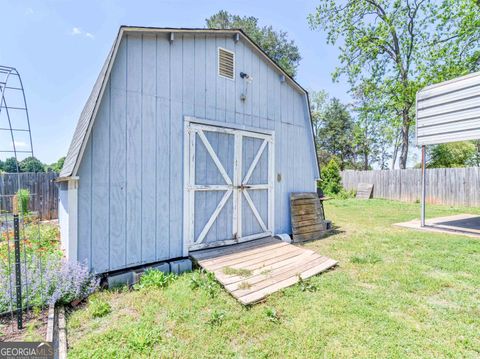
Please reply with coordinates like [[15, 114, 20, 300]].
[[421, 145, 426, 227]]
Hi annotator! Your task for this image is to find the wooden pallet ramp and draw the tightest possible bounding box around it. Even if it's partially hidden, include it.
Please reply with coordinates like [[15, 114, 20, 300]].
[[190, 237, 337, 305]]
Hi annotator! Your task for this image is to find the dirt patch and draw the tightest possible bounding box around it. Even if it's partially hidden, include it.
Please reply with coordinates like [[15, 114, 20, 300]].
[[0, 308, 49, 342], [0, 311, 48, 342]]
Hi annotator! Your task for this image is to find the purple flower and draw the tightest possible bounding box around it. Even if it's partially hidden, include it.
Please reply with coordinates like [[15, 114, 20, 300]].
[[0, 255, 99, 312]]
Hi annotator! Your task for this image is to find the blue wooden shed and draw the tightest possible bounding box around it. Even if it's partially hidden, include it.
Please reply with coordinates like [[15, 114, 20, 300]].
[[57, 26, 320, 274]]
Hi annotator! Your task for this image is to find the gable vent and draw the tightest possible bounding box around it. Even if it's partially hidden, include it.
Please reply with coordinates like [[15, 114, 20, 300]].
[[218, 47, 235, 80]]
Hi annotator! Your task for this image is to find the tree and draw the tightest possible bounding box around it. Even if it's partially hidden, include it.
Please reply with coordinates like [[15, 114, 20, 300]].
[[309, 90, 331, 165], [315, 97, 355, 169], [3, 157, 19, 173], [46, 156, 65, 173], [428, 142, 476, 168], [308, 0, 480, 169], [351, 84, 386, 170], [206, 10, 301, 77], [469, 141, 480, 167], [19, 156, 45, 173], [0, 159, 4, 172]]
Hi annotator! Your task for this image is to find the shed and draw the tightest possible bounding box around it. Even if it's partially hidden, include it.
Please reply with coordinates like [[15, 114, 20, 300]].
[[58, 26, 319, 274]]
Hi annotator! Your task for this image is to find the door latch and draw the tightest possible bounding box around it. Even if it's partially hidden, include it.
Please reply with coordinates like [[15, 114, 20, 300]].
[[236, 184, 251, 190]]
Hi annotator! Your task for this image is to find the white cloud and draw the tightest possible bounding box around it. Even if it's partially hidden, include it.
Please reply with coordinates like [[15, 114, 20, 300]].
[[70, 27, 94, 39], [71, 27, 82, 35], [25, 8, 34, 15], [14, 141, 27, 148]]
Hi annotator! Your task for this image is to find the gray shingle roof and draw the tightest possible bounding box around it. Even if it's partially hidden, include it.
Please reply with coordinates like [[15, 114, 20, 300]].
[[60, 43, 115, 178]]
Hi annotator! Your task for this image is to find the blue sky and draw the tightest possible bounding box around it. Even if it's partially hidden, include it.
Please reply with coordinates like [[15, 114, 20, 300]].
[[0, 0, 349, 164]]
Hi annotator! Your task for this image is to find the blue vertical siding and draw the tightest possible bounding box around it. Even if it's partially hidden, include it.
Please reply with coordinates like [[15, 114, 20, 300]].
[[76, 32, 318, 273]]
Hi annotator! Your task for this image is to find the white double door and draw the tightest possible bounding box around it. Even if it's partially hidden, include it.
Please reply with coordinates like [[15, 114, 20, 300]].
[[185, 122, 274, 251]]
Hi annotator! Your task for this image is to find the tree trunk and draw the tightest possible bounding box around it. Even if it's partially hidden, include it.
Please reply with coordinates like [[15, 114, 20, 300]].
[[399, 112, 410, 169], [391, 150, 397, 169], [391, 139, 400, 170], [363, 126, 369, 170]]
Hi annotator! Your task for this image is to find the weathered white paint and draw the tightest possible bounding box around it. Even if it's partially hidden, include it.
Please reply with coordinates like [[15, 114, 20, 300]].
[[416, 71, 480, 146], [58, 182, 69, 256], [67, 179, 79, 262], [58, 178, 79, 262]]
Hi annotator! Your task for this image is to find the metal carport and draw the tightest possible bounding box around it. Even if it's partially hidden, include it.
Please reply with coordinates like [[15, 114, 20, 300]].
[[416, 71, 480, 227]]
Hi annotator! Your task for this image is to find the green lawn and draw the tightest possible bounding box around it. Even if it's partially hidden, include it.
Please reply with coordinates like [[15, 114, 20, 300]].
[[67, 199, 480, 358]]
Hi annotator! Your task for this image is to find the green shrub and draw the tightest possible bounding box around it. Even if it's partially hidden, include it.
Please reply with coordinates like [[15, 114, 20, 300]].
[[89, 297, 111, 318], [319, 159, 343, 196], [17, 188, 30, 215], [134, 269, 177, 290], [336, 189, 356, 199]]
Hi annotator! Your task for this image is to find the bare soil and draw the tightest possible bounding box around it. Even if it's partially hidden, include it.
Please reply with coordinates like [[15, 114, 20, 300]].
[[0, 308, 48, 342]]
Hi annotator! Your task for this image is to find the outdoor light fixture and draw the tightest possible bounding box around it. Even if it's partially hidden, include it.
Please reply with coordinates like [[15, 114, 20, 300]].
[[240, 72, 253, 101]]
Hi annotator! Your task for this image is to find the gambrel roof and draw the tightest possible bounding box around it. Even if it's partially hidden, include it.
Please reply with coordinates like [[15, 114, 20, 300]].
[[59, 26, 314, 179]]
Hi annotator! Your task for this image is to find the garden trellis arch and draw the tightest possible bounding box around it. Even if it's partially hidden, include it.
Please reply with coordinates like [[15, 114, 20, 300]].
[[0, 65, 39, 330], [0, 65, 36, 178]]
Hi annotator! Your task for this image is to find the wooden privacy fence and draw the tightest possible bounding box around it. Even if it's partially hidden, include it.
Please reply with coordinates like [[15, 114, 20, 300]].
[[341, 167, 480, 207], [0, 172, 59, 219]]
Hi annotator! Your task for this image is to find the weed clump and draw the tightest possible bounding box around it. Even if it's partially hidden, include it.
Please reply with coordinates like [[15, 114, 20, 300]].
[[297, 276, 317, 292], [89, 297, 112, 318], [264, 307, 280, 323], [207, 310, 225, 326], [222, 267, 252, 277], [238, 281, 252, 290], [190, 270, 220, 298], [134, 269, 177, 290]]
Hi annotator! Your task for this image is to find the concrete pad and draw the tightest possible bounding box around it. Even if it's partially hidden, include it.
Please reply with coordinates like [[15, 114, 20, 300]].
[[394, 214, 480, 238], [170, 258, 192, 274]]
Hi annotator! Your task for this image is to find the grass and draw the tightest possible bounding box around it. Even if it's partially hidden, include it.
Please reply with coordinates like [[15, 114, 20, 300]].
[[350, 253, 383, 264], [222, 266, 253, 277], [67, 199, 480, 358], [88, 298, 112, 319], [238, 281, 252, 290]]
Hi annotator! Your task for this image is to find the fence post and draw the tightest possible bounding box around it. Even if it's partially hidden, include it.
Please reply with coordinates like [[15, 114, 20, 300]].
[[13, 214, 23, 329]]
